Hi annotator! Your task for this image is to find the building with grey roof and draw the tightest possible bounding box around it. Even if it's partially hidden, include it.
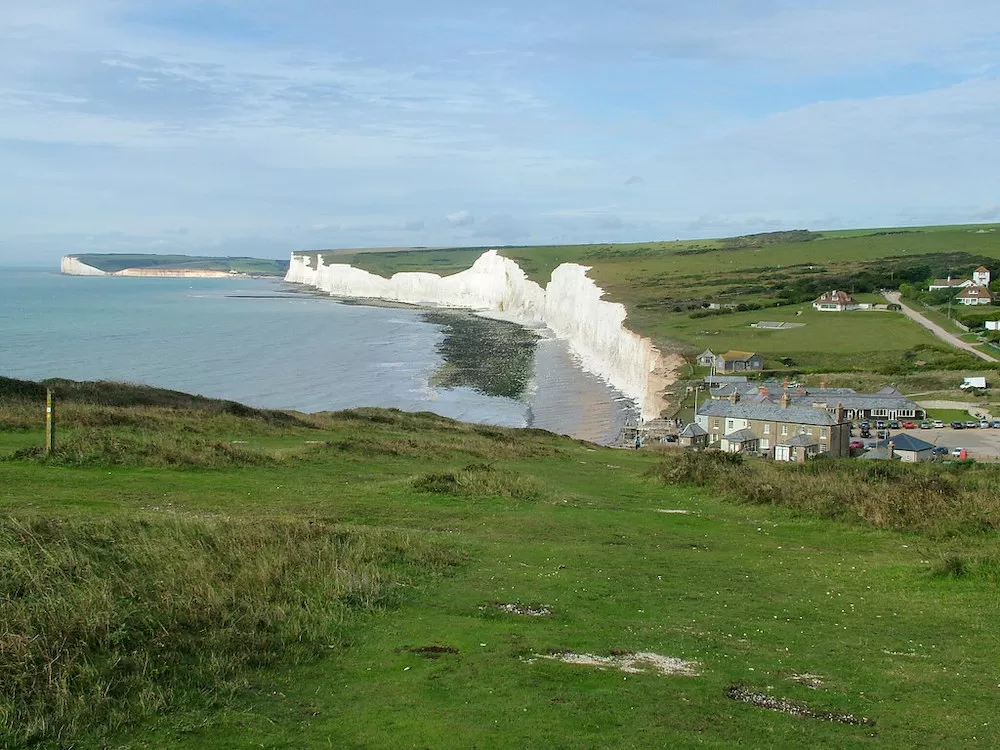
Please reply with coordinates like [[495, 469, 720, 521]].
[[697, 391, 851, 458], [709, 381, 923, 422]]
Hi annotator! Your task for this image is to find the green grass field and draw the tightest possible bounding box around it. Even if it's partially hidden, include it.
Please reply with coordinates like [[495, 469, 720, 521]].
[[2, 378, 998, 748]]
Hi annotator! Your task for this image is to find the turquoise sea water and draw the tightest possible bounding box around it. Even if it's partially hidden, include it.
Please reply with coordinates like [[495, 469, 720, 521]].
[[0, 270, 632, 442]]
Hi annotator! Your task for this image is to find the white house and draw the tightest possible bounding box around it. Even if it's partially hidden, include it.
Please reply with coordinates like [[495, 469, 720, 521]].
[[955, 286, 993, 306], [973, 266, 992, 287], [812, 290, 859, 312], [928, 276, 974, 291]]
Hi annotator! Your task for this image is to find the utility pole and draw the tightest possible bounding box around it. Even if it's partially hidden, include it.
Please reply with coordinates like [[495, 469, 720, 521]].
[[45, 389, 55, 454]]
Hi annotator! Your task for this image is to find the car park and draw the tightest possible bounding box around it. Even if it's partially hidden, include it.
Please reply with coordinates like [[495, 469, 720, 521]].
[[933, 420, 945, 428], [919, 421, 931, 429]]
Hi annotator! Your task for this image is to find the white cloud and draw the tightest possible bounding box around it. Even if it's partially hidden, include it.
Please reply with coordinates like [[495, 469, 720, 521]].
[[446, 210, 475, 226]]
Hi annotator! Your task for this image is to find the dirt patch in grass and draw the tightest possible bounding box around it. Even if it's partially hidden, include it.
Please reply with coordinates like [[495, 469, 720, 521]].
[[405, 646, 459, 658], [484, 602, 552, 617], [536, 651, 699, 677], [726, 683, 874, 726]]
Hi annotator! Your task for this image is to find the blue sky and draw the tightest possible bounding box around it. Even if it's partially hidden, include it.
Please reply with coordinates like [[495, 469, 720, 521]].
[[3, 0, 1000, 264]]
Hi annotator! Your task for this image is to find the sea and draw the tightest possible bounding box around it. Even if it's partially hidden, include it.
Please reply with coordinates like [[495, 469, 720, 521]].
[[0, 269, 635, 443]]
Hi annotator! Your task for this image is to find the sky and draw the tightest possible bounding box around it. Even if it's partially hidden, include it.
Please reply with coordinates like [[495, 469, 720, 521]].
[[3, 0, 1000, 265]]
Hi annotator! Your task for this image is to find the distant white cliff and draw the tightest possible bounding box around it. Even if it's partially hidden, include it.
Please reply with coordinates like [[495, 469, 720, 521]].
[[61, 256, 236, 278], [284, 250, 677, 420], [60, 256, 108, 276]]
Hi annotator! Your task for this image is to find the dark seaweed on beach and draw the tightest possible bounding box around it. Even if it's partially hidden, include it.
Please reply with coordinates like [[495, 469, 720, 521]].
[[422, 311, 538, 400]]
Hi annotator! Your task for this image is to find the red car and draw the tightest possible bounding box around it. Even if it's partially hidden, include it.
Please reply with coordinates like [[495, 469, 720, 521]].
[[901, 421, 916, 429], [849, 440, 864, 449]]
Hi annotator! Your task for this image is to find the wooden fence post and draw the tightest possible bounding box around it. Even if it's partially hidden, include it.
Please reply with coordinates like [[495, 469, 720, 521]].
[[45, 389, 56, 454]]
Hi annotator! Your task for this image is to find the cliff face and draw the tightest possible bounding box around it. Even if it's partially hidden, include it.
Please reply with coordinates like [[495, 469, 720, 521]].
[[60, 256, 108, 276], [285, 250, 675, 419], [60, 256, 237, 278]]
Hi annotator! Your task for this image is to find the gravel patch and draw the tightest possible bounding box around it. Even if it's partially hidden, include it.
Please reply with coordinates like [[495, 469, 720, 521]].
[[536, 651, 700, 677], [727, 684, 874, 726]]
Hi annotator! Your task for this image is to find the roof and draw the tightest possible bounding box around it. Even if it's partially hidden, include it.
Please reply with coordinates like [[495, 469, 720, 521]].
[[956, 285, 992, 299], [719, 382, 921, 414], [930, 278, 972, 287], [704, 375, 748, 385], [698, 399, 842, 426], [860, 447, 901, 461], [778, 434, 820, 447], [886, 434, 935, 452], [722, 428, 758, 443], [719, 350, 758, 362], [977, 266, 990, 273], [813, 290, 855, 304], [697, 349, 715, 359], [678, 423, 708, 438], [962, 376, 987, 388]]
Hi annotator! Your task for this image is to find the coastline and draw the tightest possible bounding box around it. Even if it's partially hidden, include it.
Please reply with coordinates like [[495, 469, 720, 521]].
[[283, 249, 681, 421]]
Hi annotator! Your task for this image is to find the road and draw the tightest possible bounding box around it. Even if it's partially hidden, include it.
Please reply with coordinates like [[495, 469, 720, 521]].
[[883, 291, 996, 362]]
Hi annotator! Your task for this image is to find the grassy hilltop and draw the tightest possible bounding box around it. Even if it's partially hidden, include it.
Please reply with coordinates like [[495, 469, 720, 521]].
[[73, 253, 289, 276], [306, 223, 1000, 375], [1, 377, 998, 748]]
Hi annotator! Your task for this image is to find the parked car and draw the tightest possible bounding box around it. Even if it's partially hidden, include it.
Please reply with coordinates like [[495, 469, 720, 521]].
[[991, 420, 1000, 429], [919, 421, 932, 429], [876, 420, 887, 429], [849, 440, 864, 449], [859, 420, 871, 430], [933, 420, 945, 428], [980, 420, 990, 429], [902, 421, 916, 429], [964, 420, 978, 429], [952, 447, 965, 457], [951, 421, 965, 429], [860, 429, 871, 439], [931, 446, 949, 456], [876, 429, 889, 439], [889, 420, 901, 429]]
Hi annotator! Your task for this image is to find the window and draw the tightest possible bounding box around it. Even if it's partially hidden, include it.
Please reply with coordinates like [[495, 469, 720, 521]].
[[760, 439, 770, 450], [763, 424, 770, 435], [781, 424, 788, 436], [807, 428, 813, 436], [821, 429, 828, 439]]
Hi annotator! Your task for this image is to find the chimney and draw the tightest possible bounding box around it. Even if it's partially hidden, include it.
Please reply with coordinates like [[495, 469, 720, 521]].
[[836, 401, 845, 424], [820, 380, 827, 390], [758, 385, 769, 398], [888, 441, 895, 459], [780, 392, 791, 409], [729, 390, 740, 405], [783, 377, 789, 389]]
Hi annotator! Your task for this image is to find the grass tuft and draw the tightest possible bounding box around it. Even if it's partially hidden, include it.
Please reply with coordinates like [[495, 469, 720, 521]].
[[413, 463, 546, 500], [0, 516, 460, 747]]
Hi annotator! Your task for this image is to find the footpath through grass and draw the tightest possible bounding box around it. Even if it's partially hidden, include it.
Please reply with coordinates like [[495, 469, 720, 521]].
[[1, 379, 998, 748]]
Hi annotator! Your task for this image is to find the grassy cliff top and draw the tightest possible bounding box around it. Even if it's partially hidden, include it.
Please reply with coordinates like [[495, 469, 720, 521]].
[[2, 377, 999, 748], [73, 253, 289, 275]]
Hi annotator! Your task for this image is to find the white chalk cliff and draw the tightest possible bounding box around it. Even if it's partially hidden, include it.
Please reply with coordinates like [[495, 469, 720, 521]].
[[61, 256, 237, 278], [60, 256, 108, 276], [285, 250, 674, 419]]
